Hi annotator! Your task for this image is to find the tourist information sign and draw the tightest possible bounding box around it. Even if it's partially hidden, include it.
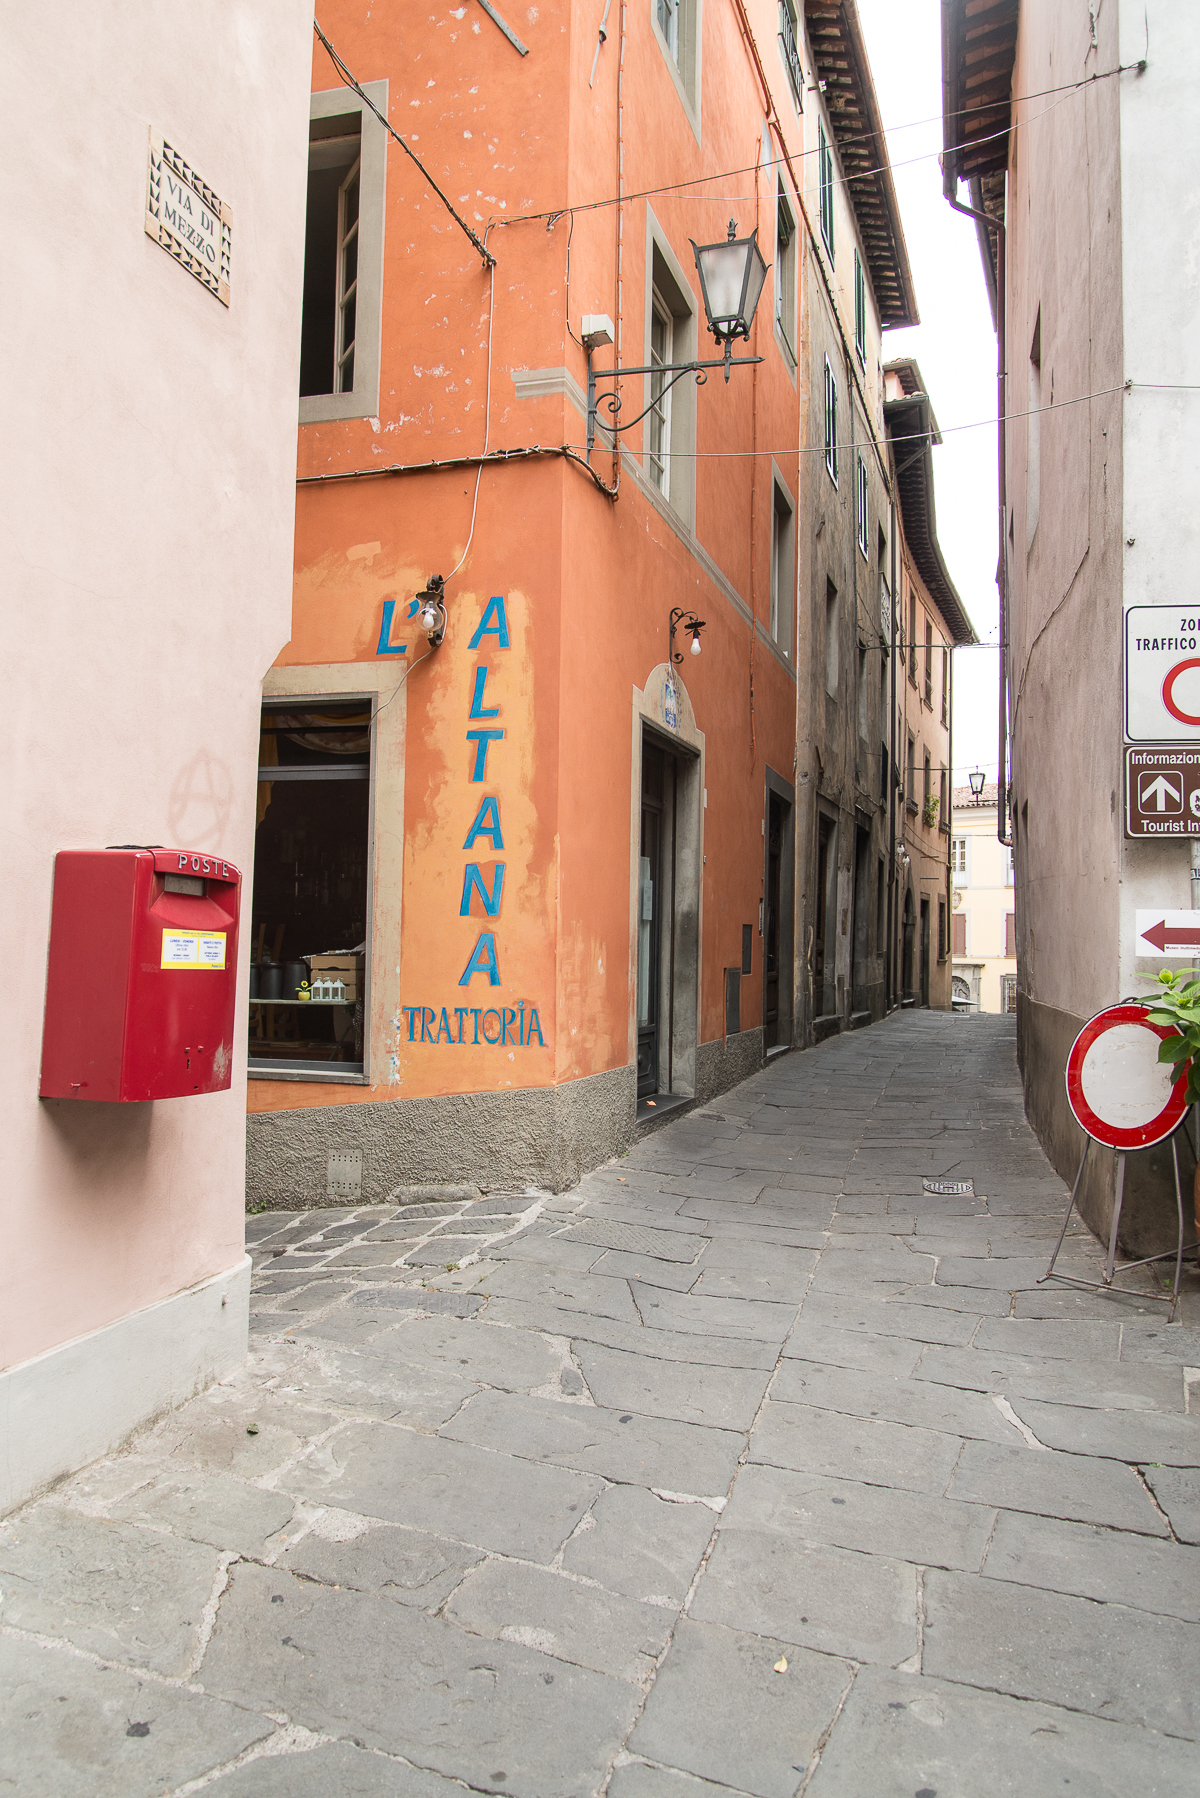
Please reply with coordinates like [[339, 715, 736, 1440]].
[[1124, 747, 1200, 837]]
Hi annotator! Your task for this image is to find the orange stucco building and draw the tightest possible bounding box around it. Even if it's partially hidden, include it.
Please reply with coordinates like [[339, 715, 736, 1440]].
[[245, 2, 927, 1204]]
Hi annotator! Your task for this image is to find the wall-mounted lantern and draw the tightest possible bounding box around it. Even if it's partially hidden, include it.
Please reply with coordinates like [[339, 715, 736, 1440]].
[[691, 219, 770, 372], [585, 218, 768, 452], [416, 575, 447, 648], [969, 768, 986, 803], [670, 608, 705, 662]]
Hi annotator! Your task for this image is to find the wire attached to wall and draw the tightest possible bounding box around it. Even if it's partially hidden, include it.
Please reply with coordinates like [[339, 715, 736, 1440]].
[[313, 18, 495, 268]]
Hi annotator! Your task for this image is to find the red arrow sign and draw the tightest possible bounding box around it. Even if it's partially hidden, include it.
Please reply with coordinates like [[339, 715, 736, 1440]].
[[1140, 918, 1200, 952]]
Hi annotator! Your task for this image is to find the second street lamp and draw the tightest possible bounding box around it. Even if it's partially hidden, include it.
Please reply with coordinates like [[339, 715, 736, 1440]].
[[586, 217, 768, 452]]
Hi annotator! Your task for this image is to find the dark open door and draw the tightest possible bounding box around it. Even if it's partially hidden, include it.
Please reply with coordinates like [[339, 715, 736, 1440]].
[[637, 744, 665, 1099]]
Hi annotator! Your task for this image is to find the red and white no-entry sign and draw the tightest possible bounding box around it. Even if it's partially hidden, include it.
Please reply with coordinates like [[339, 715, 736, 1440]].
[[1065, 1004, 1189, 1149]]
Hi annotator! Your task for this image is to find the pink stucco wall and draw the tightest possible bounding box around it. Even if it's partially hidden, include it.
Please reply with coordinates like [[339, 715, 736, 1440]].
[[2, 1, 312, 1372]]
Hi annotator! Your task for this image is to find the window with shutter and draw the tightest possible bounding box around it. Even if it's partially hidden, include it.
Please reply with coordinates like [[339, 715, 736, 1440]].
[[1005, 913, 1016, 957], [952, 913, 966, 956]]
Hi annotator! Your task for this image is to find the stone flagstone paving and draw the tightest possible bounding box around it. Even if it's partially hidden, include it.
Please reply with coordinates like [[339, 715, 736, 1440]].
[[3, 1013, 1200, 1796]]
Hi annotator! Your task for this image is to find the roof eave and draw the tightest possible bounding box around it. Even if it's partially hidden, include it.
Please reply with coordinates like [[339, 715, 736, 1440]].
[[884, 394, 979, 647]]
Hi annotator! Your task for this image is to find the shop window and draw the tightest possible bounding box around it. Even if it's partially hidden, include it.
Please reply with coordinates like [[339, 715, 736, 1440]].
[[300, 84, 388, 425], [249, 700, 372, 1077]]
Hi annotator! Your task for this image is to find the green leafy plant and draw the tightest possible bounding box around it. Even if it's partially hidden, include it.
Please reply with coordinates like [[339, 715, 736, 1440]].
[[1142, 968, 1200, 1100], [922, 794, 940, 830]]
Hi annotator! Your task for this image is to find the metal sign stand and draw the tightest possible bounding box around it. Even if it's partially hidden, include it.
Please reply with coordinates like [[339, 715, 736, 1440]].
[[1043, 1001, 1197, 1319], [1041, 1127, 1189, 1318]]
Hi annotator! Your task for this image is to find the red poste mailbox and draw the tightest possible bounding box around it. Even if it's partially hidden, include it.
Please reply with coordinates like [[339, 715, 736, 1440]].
[[40, 848, 242, 1102]]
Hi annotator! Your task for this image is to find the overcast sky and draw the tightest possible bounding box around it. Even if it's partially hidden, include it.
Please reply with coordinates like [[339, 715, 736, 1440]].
[[857, 0, 1001, 785]]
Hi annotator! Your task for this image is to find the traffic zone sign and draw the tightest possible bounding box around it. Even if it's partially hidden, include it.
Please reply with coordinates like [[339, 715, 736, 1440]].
[[1126, 605, 1200, 740], [1065, 1004, 1189, 1150], [1125, 747, 1200, 837]]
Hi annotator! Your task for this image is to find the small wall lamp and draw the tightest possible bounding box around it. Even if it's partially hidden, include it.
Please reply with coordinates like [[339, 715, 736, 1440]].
[[670, 608, 705, 662], [968, 768, 986, 803], [416, 575, 447, 648]]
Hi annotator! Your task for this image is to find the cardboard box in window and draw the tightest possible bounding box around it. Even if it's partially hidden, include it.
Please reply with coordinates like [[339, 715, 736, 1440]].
[[308, 953, 363, 1001]]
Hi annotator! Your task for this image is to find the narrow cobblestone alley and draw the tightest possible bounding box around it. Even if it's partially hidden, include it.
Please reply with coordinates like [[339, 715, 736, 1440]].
[[4, 1014, 1199, 1796]]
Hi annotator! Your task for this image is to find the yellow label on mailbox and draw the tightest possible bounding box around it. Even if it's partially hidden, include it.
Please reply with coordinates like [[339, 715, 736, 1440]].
[[161, 930, 226, 969]]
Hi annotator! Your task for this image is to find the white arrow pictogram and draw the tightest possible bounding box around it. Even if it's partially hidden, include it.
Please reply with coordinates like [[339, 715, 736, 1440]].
[[1139, 773, 1183, 813]]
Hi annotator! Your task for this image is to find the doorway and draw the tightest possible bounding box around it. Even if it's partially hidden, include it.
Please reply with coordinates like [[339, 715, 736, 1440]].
[[851, 825, 870, 1016], [814, 814, 836, 1018], [637, 742, 670, 1099], [920, 898, 931, 1007], [763, 775, 795, 1050], [902, 889, 915, 1003]]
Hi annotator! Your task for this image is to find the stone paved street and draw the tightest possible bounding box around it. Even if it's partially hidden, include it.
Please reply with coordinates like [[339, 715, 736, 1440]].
[[4, 1014, 1200, 1796]]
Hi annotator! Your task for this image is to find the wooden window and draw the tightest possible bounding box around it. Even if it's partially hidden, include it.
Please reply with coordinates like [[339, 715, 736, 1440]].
[[824, 356, 838, 485], [938, 900, 947, 962], [648, 294, 673, 495], [952, 912, 966, 956], [853, 247, 866, 363], [775, 185, 796, 360], [1005, 912, 1017, 957], [924, 615, 934, 706], [818, 118, 835, 261], [778, 2, 804, 109], [770, 482, 794, 651], [941, 646, 949, 725]]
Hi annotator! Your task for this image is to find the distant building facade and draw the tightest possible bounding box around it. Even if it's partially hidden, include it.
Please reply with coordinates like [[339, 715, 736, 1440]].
[[884, 362, 977, 1013], [942, 0, 1200, 1253], [950, 784, 1017, 1013]]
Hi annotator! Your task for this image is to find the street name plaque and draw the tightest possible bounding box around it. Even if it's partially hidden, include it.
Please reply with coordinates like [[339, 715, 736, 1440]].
[[1124, 746, 1200, 837], [145, 130, 232, 306]]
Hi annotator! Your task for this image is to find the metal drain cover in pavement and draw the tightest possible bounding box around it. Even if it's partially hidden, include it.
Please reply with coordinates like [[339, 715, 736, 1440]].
[[922, 1179, 975, 1196]]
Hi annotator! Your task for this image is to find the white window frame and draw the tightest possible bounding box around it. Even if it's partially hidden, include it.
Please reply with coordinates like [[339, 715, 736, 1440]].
[[334, 158, 360, 395], [301, 83, 388, 426], [824, 355, 838, 485], [647, 291, 673, 497], [952, 836, 969, 878]]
